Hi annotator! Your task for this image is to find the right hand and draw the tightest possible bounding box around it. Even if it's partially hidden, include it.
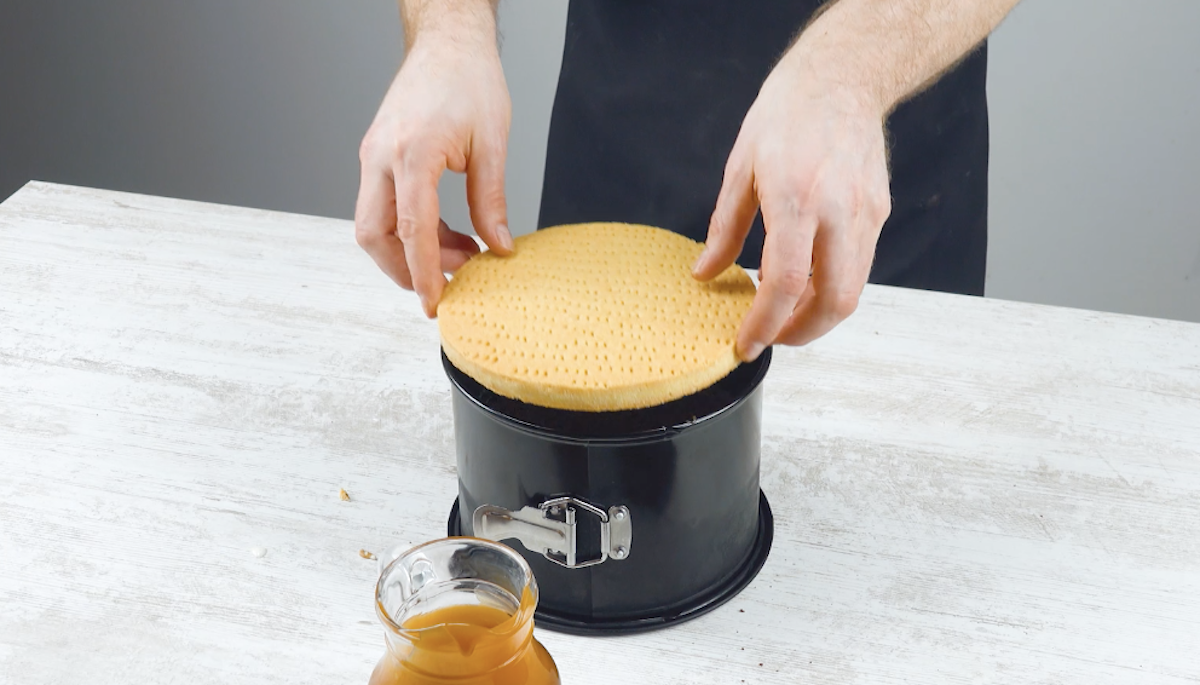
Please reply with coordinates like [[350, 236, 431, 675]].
[[355, 37, 513, 317]]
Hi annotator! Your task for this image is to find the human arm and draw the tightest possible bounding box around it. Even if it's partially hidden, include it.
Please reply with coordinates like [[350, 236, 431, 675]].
[[355, 0, 513, 317], [693, 0, 1022, 360]]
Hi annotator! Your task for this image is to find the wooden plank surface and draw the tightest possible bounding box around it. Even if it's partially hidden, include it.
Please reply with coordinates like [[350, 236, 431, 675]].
[[1, 181, 1198, 684]]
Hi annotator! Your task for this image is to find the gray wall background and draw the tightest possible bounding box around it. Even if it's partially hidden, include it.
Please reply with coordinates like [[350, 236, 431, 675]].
[[2, 1, 1197, 323]]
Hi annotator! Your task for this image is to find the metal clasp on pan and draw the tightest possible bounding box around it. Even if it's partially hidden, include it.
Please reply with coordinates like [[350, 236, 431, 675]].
[[472, 497, 633, 569]]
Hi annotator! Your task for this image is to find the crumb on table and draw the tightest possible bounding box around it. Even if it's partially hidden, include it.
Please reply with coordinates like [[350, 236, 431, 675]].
[[339, 488, 351, 502], [359, 549, 375, 560]]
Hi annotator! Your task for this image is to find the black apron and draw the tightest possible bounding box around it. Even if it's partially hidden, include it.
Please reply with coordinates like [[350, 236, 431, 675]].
[[537, 1, 989, 296]]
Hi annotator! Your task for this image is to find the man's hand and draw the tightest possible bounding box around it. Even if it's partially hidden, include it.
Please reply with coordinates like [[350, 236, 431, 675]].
[[693, 58, 891, 362], [355, 1, 511, 317], [693, 0, 1021, 360]]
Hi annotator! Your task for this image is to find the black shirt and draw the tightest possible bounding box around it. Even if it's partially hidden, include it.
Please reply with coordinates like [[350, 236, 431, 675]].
[[537, 1, 989, 296]]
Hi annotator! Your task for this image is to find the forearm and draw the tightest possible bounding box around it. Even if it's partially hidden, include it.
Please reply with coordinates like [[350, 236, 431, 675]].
[[787, 0, 1020, 116], [399, 0, 498, 53]]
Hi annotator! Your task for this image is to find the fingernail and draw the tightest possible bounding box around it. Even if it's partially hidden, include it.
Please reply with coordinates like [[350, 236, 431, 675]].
[[692, 248, 711, 276], [496, 223, 514, 252], [740, 342, 765, 362], [419, 295, 434, 318]]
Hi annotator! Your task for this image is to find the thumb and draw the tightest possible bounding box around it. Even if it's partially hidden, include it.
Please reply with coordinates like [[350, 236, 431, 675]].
[[694, 148, 757, 281], [466, 135, 514, 256]]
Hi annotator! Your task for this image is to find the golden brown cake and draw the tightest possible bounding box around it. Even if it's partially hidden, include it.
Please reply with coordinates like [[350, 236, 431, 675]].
[[437, 222, 755, 412]]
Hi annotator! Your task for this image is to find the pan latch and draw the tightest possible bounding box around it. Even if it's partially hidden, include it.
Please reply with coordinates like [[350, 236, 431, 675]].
[[472, 497, 633, 569]]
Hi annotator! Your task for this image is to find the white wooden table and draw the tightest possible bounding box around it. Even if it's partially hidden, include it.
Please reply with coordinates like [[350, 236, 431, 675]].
[[2, 182, 1199, 684]]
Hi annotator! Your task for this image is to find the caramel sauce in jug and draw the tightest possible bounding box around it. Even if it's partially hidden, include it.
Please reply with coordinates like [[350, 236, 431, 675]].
[[369, 602, 558, 685], [370, 539, 560, 685]]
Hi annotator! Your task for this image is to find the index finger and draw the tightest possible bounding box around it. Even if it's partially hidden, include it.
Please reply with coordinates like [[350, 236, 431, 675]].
[[735, 203, 817, 361], [394, 155, 448, 317], [694, 146, 758, 281]]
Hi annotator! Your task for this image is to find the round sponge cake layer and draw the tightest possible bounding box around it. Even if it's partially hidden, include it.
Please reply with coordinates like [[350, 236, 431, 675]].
[[437, 222, 756, 412]]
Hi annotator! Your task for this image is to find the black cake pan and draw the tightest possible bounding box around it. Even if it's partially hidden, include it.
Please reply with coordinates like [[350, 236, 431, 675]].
[[443, 347, 773, 636]]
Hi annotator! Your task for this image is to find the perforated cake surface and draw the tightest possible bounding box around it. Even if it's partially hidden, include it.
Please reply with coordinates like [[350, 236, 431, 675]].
[[437, 222, 756, 412]]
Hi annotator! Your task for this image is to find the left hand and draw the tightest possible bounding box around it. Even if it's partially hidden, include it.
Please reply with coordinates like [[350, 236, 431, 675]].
[[692, 50, 893, 362]]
